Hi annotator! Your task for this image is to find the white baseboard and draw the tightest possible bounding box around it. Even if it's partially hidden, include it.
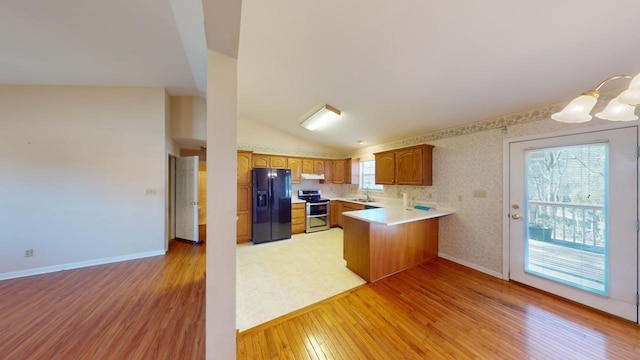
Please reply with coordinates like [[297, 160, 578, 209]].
[[0, 250, 166, 281], [438, 252, 505, 279]]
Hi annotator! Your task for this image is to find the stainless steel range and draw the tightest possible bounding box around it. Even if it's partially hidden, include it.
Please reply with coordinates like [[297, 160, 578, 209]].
[[297, 189, 330, 233]]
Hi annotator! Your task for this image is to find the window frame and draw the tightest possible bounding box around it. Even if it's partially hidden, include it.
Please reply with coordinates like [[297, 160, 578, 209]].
[[359, 160, 383, 191]]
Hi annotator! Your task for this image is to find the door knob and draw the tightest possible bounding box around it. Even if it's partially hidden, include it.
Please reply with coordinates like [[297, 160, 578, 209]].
[[511, 213, 520, 219]]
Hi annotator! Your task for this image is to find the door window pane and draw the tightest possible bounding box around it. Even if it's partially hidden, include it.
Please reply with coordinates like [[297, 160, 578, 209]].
[[525, 143, 608, 295]]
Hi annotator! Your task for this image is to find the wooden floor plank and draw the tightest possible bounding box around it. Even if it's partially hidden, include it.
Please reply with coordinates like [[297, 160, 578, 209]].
[[238, 257, 640, 359]]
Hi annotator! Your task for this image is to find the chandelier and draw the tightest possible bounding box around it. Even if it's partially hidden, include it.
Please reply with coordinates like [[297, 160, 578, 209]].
[[551, 72, 640, 123]]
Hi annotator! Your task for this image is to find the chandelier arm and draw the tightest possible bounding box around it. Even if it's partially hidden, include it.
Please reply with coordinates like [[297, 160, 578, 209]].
[[593, 75, 633, 91]]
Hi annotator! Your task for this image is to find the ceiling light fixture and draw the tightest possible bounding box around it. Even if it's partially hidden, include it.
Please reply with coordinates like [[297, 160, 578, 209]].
[[300, 104, 341, 131], [551, 72, 640, 123]]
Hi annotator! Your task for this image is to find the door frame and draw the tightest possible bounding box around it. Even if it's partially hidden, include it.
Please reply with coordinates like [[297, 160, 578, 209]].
[[167, 154, 177, 248], [502, 122, 639, 293]]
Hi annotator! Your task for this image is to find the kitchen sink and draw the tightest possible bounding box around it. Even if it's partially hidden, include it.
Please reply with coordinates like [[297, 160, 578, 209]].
[[349, 198, 377, 203]]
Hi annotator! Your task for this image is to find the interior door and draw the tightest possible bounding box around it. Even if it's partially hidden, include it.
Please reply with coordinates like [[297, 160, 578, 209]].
[[176, 156, 199, 242], [508, 127, 638, 322]]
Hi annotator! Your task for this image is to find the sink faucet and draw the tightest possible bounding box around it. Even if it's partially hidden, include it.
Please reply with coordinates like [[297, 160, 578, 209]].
[[365, 187, 371, 201]]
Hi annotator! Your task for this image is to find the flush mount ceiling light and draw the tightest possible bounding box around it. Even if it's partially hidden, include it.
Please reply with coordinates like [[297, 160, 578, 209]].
[[300, 104, 341, 131], [551, 72, 640, 123]]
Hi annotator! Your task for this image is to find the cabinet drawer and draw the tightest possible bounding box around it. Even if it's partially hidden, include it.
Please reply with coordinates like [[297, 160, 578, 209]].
[[292, 208, 306, 219], [292, 217, 305, 225], [292, 223, 306, 234]]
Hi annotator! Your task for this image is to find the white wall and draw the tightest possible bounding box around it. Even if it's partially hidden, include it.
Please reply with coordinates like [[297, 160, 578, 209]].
[[206, 51, 237, 359], [0, 86, 167, 278], [171, 95, 207, 142]]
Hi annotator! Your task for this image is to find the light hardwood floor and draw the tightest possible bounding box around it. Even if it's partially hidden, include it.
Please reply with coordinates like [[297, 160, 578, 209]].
[[2, 240, 639, 359], [0, 240, 205, 360], [238, 258, 640, 359]]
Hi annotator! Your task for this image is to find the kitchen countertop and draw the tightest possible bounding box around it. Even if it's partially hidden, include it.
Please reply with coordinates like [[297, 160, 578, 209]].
[[333, 196, 454, 225], [291, 198, 306, 204], [343, 207, 453, 226]]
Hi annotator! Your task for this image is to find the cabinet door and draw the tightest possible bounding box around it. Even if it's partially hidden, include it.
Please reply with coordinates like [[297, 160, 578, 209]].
[[332, 159, 346, 183], [302, 159, 314, 173], [343, 203, 365, 212], [339, 202, 365, 228], [291, 203, 306, 234], [288, 158, 302, 184], [336, 201, 343, 227], [252, 154, 269, 168], [270, 156, 287, 168], [321, 160, 333, 183], [330, 201, 339, 227], [313, 160, 325, 174], [374, 151, 395, 185], [396, 147, 423, 185], [237, 184, 252, 243], [237, 151, 252, 184]]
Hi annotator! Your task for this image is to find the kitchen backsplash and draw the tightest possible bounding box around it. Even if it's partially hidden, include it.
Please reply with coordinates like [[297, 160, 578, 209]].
[[292, 180, 436, 203]]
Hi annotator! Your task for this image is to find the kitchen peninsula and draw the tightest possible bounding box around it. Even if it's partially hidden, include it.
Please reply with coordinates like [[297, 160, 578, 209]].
[[342, 206, 453, 282]]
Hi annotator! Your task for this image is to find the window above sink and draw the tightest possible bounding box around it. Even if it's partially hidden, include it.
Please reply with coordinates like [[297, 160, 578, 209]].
[[360, 160, 383, 191]]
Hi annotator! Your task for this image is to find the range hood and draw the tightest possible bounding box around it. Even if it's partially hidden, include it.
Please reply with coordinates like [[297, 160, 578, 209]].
[[301, 173, 325, 180]]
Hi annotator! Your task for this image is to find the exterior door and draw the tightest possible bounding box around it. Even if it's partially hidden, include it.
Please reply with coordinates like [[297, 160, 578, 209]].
[[176, 156, 199, 242], [508, 127, 638, 322]]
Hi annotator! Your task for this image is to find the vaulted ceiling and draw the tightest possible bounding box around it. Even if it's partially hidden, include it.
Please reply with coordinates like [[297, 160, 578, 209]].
[[2, 1, 640, 151]]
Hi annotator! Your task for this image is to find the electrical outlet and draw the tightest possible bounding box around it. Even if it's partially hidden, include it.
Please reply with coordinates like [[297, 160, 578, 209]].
[[24, 249, 34, 257], [145, 188, 158, 195], [473, 190, 487, 198], [458, 195, 463, 202]]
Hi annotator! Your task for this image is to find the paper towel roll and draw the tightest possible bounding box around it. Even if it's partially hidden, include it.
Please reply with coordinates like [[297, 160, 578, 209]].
[[402, 193, 408, 208]]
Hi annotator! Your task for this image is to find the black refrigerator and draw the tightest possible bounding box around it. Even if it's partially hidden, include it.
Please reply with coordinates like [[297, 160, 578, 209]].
[[252, 168, 292, 244]]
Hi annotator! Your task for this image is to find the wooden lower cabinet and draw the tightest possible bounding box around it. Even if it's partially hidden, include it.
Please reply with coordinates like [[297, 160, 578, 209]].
[[343, 216, 439, 282], [237, 184, 252, 243], [330, 201, 340, 228], [291, 202, 306, 234], [338, 201, 365, 228]]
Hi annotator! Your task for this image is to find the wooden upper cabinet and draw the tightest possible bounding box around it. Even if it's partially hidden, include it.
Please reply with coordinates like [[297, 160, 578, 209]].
[[374, 144, 434, 186], [288, 158, 302, 184], [374, 151, 395, 185], [237, 151, 253, 185], [331, 158, 359, 184], [332, 159, 346, 184], [396, 147, 424, 185], [269, 156, 287, 168], [321, 160, 333, 183], [302, 159, 314, 173], [252, 154, 287, 169], [302, 158, 325, 174], [252, 154, 269, 168]]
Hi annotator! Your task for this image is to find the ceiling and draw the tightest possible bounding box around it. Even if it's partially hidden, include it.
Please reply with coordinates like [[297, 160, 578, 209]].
[[2, 1, 640, 152]]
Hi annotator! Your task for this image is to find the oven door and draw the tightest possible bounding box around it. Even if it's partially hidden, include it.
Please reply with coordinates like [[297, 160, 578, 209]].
[[306, 201, 330, 233], [308, 202, 328, 216]]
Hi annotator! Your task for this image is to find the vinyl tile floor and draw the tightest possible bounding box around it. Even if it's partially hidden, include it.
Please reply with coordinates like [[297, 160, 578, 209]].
[[236, 228, 366, 331]]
